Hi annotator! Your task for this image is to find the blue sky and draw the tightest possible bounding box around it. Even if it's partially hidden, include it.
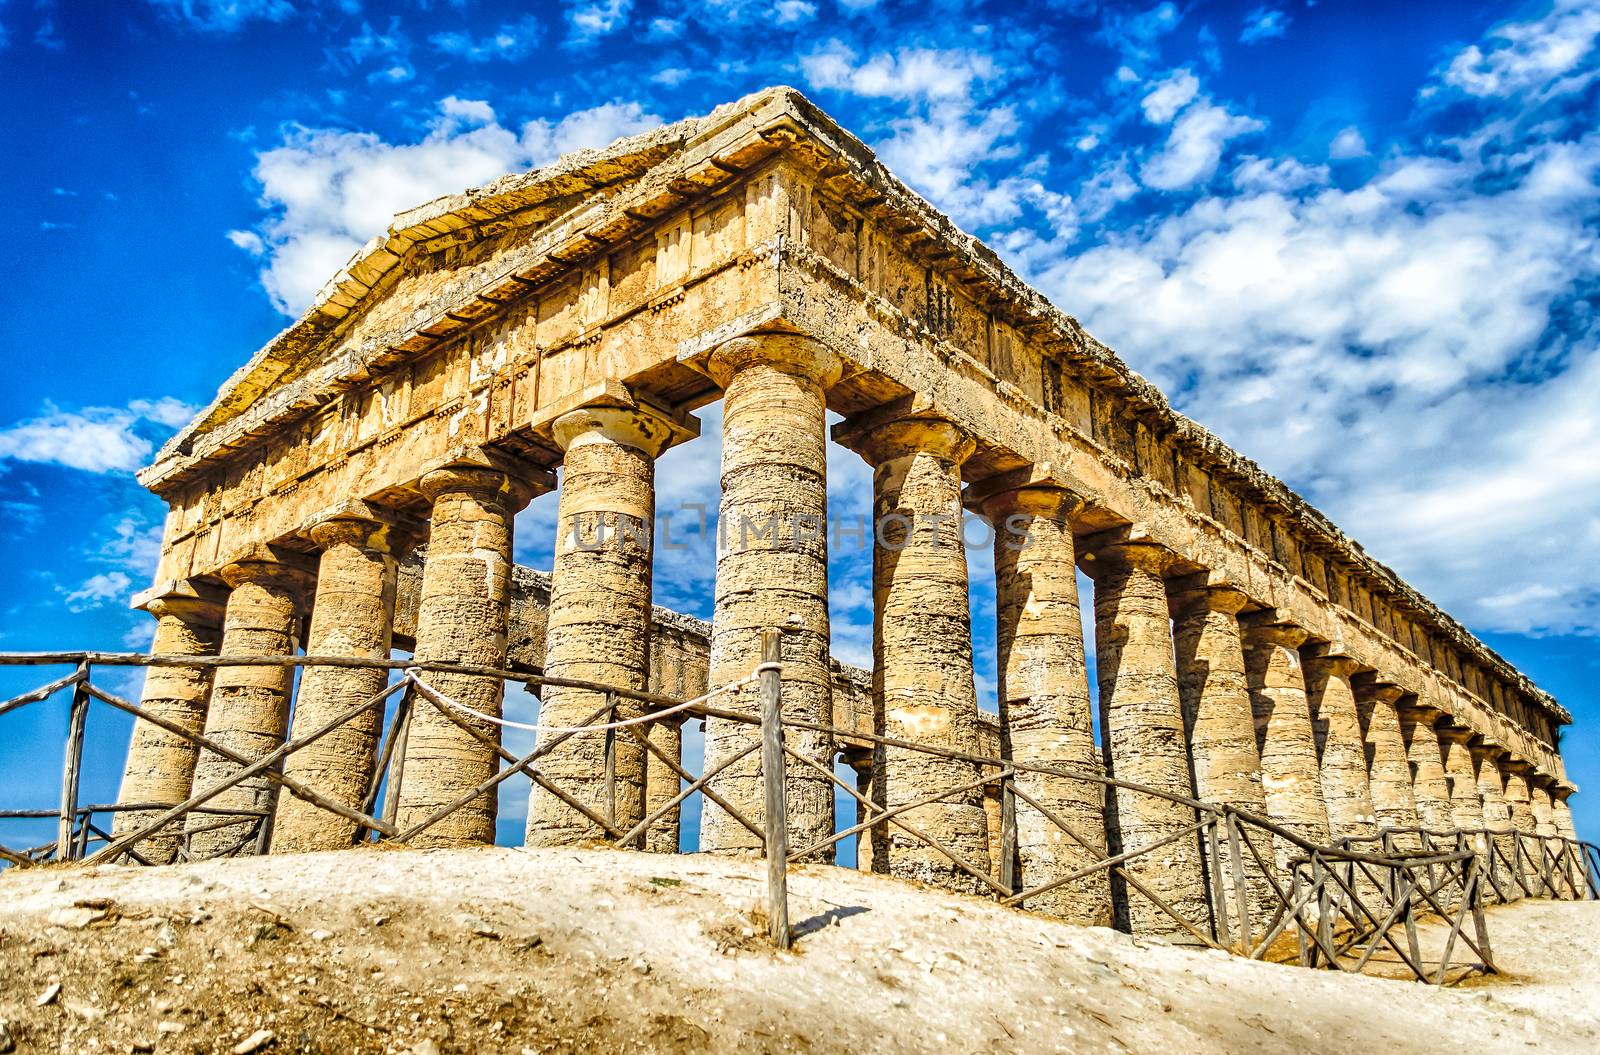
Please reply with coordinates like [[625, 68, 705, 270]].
[[1, 0, 1598, 847]]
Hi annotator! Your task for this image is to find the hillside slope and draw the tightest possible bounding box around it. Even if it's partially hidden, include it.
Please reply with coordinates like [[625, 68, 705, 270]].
[[0, 847, 1594, 1054]]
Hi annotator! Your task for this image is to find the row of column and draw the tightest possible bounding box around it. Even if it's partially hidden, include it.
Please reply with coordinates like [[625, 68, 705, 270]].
[[116, 331, 1581, 935]]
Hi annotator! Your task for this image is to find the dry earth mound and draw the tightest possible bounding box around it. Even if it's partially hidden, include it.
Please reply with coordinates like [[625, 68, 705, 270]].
[[0, 847, 1595, 1054]]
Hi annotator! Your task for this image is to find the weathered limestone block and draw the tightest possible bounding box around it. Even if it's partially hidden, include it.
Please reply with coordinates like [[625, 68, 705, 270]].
[[527, 402, 691, 846], [1302, 653, 1377, 845], [1357, 680, 1421, 850], [1438, 724, 1486, 834], [643, 717, 685, 854], [1242, 621, 1331, 873], [1170, 583, 1278, 931], [186, 557, 310, 859], [113, 588, 225, 864], [393, 465, 529, 847], [1398, 704, 1454, 835], [700, 334, 840, 857], [859, 415, 990, 893], [1086, 541, 1209, 939], [978, 480, 1110, 924], [1552, 791, 1579, 840], [273, 511, 406, 854]]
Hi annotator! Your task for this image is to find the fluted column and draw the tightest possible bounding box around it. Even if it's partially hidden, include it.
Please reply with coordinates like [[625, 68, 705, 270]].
[[185, 557, 311, 859], [700, 334, 840, 856], [1530, 778, 1556, 838], [1086, 540, 1208, 939], [393, 463, 530, 847], [113, 587, 225, 864], [527, 402, 693, 846], [1503, 760, 1536, 836], [1438, 724, 1485, 833], [1302, 653, 1376, 845], [1399, 703, 1454, 836], [1170, 583, 1277, 930], [1357, 680, 1421, 850], [978, 479, 1109, 923], [1242, 621, 1331, 867], [1552, 788, 1578, 840], [859, 414, 989, 893], [273, 510, 407, 853], [1473, 740, 1516, 894], [643, 717, 684, 854]]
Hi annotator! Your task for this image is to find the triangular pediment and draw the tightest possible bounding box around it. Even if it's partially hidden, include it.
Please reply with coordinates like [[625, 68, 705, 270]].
[[157, 86, 826, 467]]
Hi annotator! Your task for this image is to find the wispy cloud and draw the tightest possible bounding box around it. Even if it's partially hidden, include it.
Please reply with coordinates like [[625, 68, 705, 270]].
[[145, 0, 296, 34], [430, 14, 542, 63], [1239, 6, 1289, 45], [0, 398, 195, 473]]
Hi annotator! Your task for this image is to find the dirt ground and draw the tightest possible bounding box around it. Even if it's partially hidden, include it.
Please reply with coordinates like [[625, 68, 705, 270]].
[[0, 846, 1595, 1054]]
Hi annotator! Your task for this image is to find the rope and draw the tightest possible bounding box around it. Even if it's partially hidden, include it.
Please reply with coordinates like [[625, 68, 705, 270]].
[[403, 666, 769, 735]]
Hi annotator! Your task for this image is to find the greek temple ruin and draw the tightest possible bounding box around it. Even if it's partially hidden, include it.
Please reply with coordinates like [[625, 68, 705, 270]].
[[112, 87, 1581, 933]]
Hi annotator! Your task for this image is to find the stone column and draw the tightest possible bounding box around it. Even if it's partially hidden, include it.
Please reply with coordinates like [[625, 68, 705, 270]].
[[860, 415, 990, 893], [393, 463, 528, 847], [185, 557, 310, 859], [977, 479, 1109, 924], [1399, 703, 1454, 836], [1356, 681, 1421, 850], [1169, 583, 1277, 931], [1242, 621, 1331, 869], [643, 717, 684, 854], [272, 510, 407, 854], [112, 586, 225, 864], [1551, 789, 1585, 895], [1302, 653, 1377, 845], [1503, 760, 1536, 836], [1086, 540, 1209, 939], [700, 335, 840, 857], [526, 401, 692, 847], [1552, 789, 1579, 840], [1529, 779, 1556, 838], [1438, 724, 1485, 833], [842, 748, 877, 872], [1473, 740, 1516, 894]]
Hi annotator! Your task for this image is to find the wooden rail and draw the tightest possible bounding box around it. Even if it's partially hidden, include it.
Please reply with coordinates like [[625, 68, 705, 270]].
[[0, 649, 1593, 983]]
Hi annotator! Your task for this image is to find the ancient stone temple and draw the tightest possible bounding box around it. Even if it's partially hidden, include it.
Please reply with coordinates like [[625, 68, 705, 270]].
[[118, 88, 1579, 930]]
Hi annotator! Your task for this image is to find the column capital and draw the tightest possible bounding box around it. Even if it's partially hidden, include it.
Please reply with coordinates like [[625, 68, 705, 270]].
[[552, 401, 698, 459], [1353, 675, 1405, 706], [708, 332, 842, 388], [218, 551, 316, 600], [963, 464, 1083, 519], [1396, 699, 1444, 723], [1502, 756, 1534, 775], [1302, 651, 1364, 679], [133, 579, 228, 627], [303, 500, 424, 556], [419, 462, 536, 512], [1469, 735, 1506, 761], [1168, 582, 1250, 617], [1083, 539, 1176, 578], [854, 414, 976, 467], [1240, 618, 1310, 650]]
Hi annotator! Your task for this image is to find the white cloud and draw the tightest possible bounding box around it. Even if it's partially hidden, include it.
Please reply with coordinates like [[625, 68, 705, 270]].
[[1239, 6, 1289, 45], [237, 96, 659, 316], [801, 41, 997, 103], [566, 0, 631, 45], [521, 100, 661, 166], [1040, 123, 1600, 634], [1438, 0, 1600, 101], [773, 0, 815, 26], [1141, 99, 1264, 190], [1329, 125, 1369, 159], [430, 14, 542, 62], [62, 572, 132, 613], [1140, 68, 1199, 124], [0, 398, 196, 473], [227, 228, 265, 255]]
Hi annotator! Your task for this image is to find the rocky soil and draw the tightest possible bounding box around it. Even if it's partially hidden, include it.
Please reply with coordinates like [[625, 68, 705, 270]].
[[0, 846, 1595, 1054]]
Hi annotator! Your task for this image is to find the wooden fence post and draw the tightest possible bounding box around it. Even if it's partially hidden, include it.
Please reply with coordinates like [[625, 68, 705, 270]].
[[56, 666, 90, 862], [758, 629, 790, 949]]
